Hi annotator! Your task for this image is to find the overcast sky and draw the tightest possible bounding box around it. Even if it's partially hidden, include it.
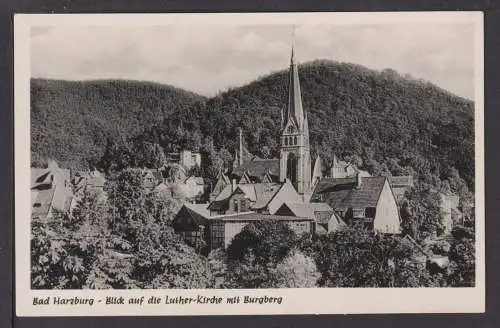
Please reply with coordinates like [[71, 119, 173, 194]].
[[31, 22, 475, 99]]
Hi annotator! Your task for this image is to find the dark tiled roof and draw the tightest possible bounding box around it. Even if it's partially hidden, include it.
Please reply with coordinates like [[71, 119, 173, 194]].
[[173, 204, 210, 231], [311, 177, 387, 209], [207, 182, 282, 212], [232, 158, 280, 181]]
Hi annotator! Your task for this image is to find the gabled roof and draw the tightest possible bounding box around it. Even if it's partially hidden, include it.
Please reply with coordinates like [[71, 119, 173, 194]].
[[31, 185, 73, 217], [172, 203, 210, 230], [311, 176, 387, 209], [31, 166, 70, 189], [280, 202, 332, 218], [207, 182, 282, 211], [232, 158, 280, 182]]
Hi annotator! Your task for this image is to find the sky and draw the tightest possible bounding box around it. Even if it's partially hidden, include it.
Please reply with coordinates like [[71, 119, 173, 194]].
[[30, 21, 476, 99]]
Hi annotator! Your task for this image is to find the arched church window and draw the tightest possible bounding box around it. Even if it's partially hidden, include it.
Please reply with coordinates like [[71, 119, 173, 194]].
[[294, 136, 297, 145], [284, 137, 288, 146]]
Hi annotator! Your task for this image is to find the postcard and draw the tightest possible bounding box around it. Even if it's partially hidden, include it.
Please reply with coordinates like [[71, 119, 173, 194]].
[[15, 12, 484, 316]]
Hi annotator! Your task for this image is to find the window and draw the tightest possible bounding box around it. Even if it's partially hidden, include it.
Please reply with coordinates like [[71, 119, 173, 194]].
[[284, 137, 288, 146], [287, 125, 295, 134], [33, 203, 41, 207], [294, 136, 297, 145], [289, 136, 293, 145], [239, 199, 246, 212], [233, 199, 239, 212], [210, 222, 225, 250]]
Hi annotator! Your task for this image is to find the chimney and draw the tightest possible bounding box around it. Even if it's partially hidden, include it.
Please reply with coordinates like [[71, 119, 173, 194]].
[[232, 179, 237, 192], [356, 172, 362, 188], [239, 128, 243, 166]]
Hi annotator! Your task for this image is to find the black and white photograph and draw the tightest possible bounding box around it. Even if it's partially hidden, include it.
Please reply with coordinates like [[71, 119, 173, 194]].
[[15, 12, 484, 315]]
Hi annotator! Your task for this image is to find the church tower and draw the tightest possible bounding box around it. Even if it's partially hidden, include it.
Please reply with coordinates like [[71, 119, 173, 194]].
[[279, 47, 311, 195]]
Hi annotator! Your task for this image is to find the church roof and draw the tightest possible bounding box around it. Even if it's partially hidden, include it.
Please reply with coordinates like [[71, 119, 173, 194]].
[[311, 176, 387, 209], [232, 158, 280, 182]]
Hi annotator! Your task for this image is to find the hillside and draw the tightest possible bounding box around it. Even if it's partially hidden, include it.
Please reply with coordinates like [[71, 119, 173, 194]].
[[31, 60, 475, 194], [30, 79, 206, 170], [154, 60, 474, 190]]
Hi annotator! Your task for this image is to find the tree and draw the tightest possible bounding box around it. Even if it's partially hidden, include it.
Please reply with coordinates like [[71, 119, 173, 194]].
[[400, 186, 444, 241], [133, 226, 214, 289], [132, 140, 166, 168], [224, 220, 300, 288], [302, 227, 438, 287], [447, 227, 475, 287], [226, 220, 297, 265], [268, 250, 320, 288]]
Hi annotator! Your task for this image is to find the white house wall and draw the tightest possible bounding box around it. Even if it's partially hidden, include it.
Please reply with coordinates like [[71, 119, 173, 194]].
[[374, 180, 401, 234]]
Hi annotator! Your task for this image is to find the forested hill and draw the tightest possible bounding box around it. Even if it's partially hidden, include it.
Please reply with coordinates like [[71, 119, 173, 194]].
[[31, 79, 206, 169], [171, 60, 474, 189], [31, 60, 475, 193]]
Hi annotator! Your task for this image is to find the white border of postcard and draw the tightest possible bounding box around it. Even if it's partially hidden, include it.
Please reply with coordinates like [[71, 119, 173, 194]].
[[15, 12, 485, 316]]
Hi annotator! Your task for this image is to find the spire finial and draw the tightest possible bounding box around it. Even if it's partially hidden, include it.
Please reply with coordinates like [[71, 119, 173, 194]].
[[290, 25, 296, 64]]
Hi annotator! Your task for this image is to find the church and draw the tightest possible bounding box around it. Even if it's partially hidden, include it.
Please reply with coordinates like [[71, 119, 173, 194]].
[[173, 47, 402, 252], [212, 48, 316, 201]]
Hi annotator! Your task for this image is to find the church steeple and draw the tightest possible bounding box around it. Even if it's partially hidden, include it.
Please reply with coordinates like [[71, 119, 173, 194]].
[[283, 46, 305, 130], [279, 39, 312, 196]]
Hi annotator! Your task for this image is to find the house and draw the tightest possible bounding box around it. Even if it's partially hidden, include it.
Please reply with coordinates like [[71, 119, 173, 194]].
[[231, 158, 280, 184], [329, 155, 371, 179], [310, 175, 401, 234], [172, 203, 314, 251], [207, 179, 301, 216], [388, 175, 414, 202], [275, 201, 346, 234], [31, 160, 75, 219], [178, 176, 205, 201], [167, 149, 201, 171], [72, 169, 106, 197], [208, 212, 314, 250], [210, 169, 231, 201]]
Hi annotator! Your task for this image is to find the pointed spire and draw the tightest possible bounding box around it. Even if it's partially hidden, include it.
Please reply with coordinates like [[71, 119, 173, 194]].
[[285, 27, 304, 131]]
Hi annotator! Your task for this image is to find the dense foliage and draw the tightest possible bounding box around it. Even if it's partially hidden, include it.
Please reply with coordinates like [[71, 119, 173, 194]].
[[218, 222, 453, 288], [298, 228, 442, 287], [223, 221, 320, 288], [31, 169, 212, 289], [31, 79, 205, 170]]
